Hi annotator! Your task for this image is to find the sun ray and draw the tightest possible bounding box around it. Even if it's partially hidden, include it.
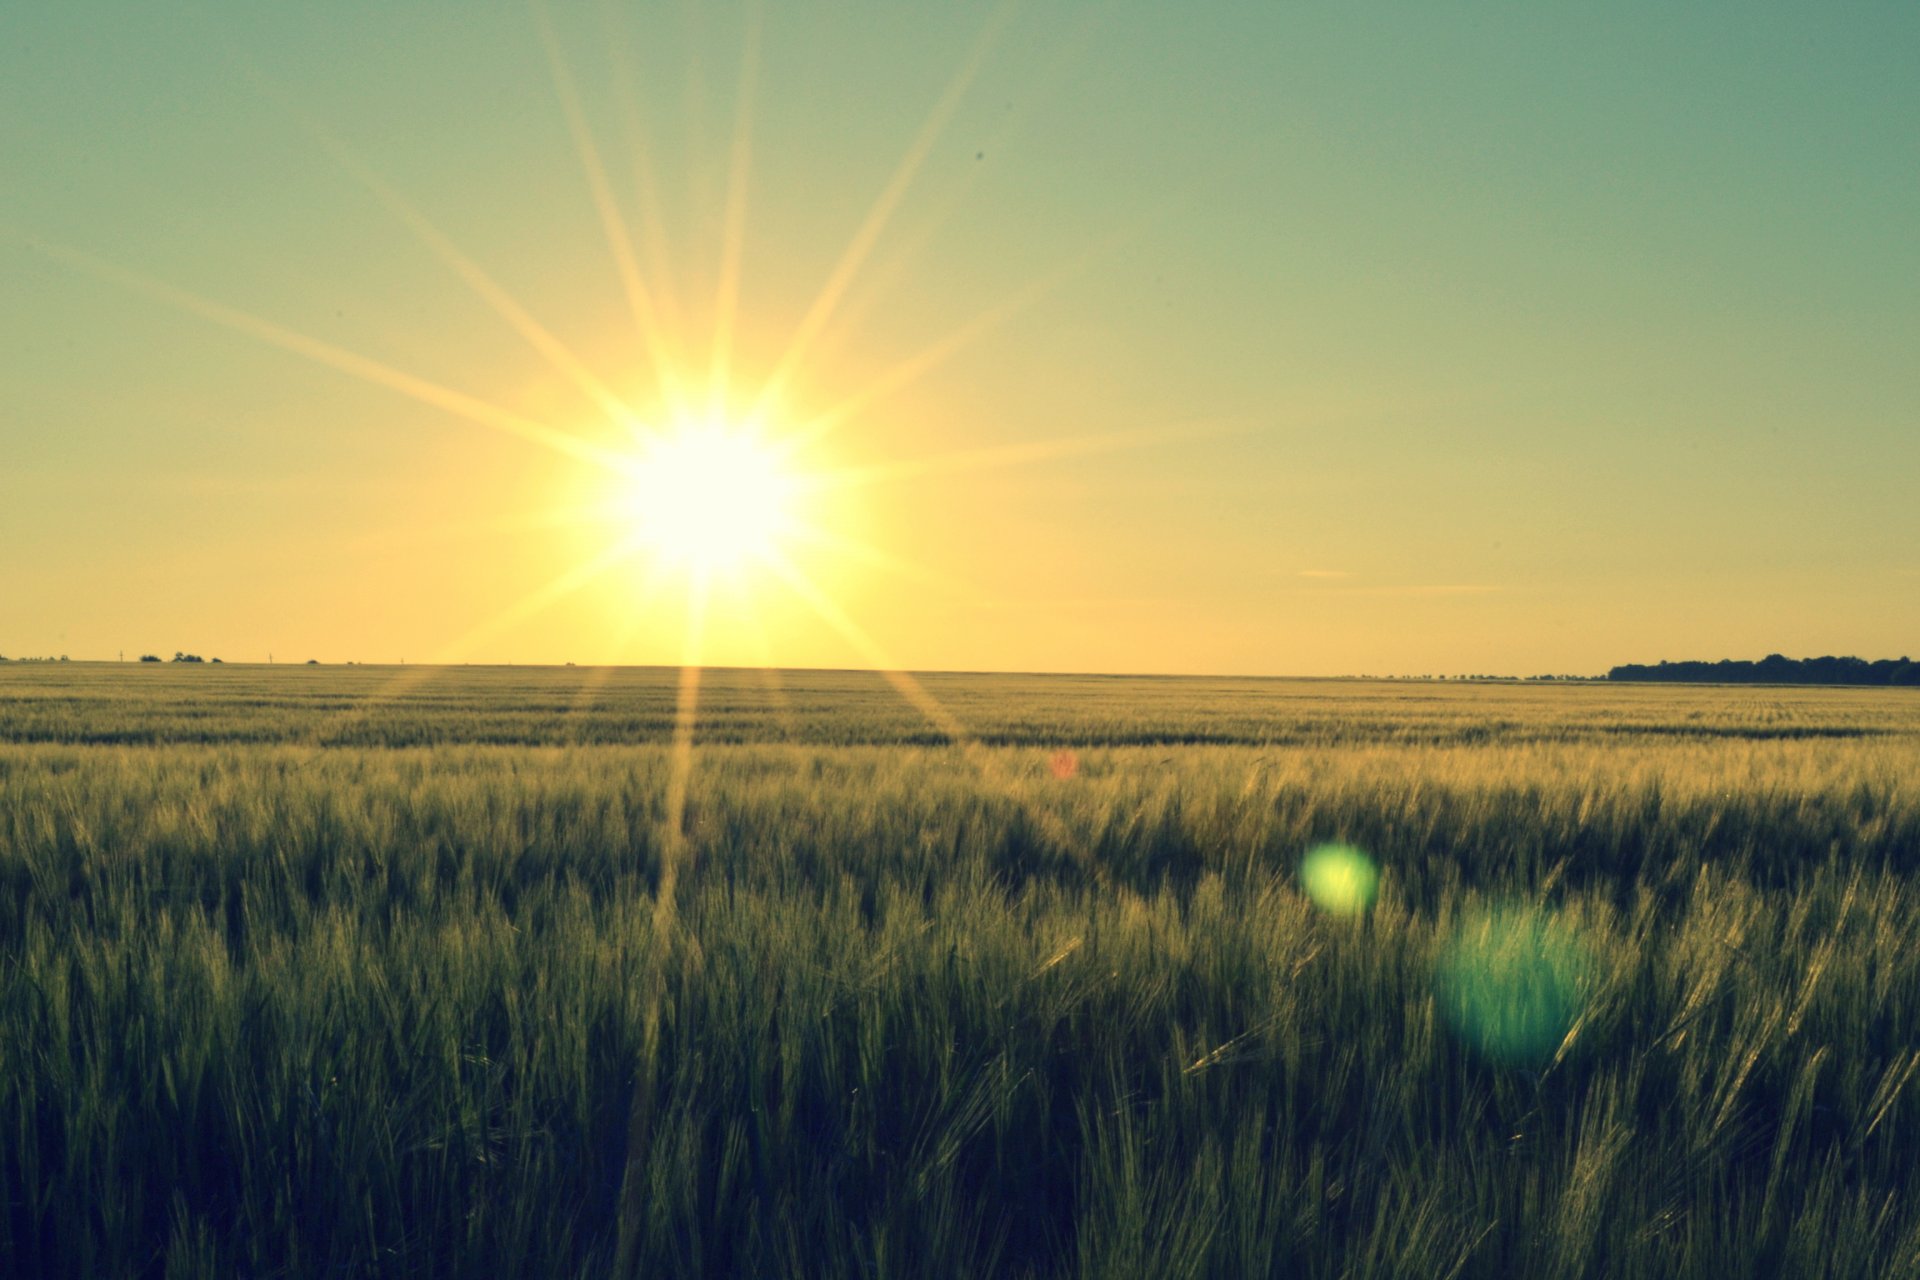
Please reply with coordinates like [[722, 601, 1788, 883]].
[[531, 0, 690, 419], [790, 6, 1111, 357], [613, 599, 698, 1276], [675, 0, 717, 233], [778, 227, 1138, 456], [7, 230, 625, 472], [211, 53, 639, 429], [277, 551, 632, 763], [280, 533, 648, 763], [707, 9, 763, 420], [782, 520, 990, 604], [748, 0, 1021, 425], [655, 567, 711, 939], [595, 0, 687, 343], [758, 549, 1113, 890], [757, 550, 967, 737], [811, 416, 1247, 491], [308, 130, 636, 426], [444, 535, 648, 658]]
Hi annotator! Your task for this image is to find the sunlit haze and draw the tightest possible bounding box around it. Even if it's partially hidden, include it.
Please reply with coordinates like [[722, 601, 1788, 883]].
[[3, 3, 1915, 675]]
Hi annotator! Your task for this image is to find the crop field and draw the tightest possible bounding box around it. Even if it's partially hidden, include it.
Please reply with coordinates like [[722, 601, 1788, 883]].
[[2, 663, 1918, 1278]]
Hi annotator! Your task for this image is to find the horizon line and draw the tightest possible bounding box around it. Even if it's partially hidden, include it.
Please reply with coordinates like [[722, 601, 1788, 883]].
[[0, 653, 1638, 682]]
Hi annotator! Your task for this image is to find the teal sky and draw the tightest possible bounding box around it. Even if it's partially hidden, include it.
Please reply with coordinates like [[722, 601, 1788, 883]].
[[3, 3, 1915, 676]]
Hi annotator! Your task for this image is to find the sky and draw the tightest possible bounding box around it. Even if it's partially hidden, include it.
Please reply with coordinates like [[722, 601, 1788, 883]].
[[2, 2, 1916, 677]]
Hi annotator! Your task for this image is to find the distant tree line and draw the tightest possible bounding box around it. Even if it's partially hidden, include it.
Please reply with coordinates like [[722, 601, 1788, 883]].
[[1608, 655, 1920, 685]]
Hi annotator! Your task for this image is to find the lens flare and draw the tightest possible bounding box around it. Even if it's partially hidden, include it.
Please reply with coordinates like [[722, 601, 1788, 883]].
[[1436, 907, 1590, 1066], [1049, 749, 1079, 779], [1299, 843, 1379, 915]]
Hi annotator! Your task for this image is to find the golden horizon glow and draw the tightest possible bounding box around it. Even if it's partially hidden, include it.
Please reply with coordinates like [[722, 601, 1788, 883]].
[[3, 4, 1222, 686], [1, 0, 1249, 935]]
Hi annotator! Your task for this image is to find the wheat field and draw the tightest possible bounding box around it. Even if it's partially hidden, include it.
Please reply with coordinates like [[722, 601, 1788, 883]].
[[2, 663, 1917, 1277]]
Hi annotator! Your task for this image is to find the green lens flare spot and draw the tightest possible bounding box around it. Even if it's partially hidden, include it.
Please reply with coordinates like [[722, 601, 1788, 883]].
[[1436, 907, 1590, 1066], [1299, 843, 1379, 915]]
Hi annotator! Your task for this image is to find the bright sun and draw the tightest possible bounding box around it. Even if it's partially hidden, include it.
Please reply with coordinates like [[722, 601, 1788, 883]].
[[619, 419, 801, 576]]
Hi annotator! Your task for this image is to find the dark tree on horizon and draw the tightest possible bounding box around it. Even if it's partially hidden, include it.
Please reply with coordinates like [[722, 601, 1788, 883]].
[[1608, 654, 1920, 686]]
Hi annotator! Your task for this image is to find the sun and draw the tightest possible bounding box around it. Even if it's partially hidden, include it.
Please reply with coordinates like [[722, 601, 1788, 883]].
[[617, 417, 802, 577]]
